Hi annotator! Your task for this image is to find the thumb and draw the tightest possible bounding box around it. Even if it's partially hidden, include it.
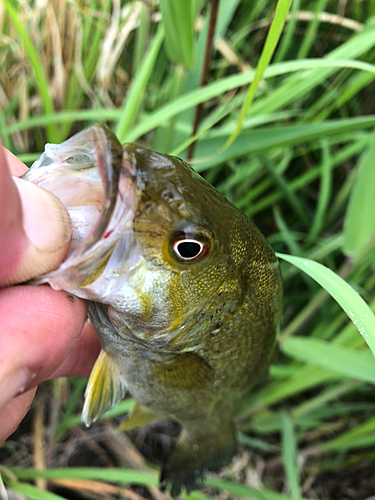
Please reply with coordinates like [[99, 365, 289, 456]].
[[0, 146, 72, 286]]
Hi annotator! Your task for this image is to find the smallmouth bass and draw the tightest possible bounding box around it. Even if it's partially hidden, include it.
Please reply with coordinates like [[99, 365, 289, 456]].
[[23, 125, 282, 496]]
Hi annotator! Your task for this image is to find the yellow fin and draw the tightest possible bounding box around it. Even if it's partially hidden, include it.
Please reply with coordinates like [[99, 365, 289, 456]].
[[82, 349, 126, 426], [152, 352, 213, 391], [118, 402, 162, 431]]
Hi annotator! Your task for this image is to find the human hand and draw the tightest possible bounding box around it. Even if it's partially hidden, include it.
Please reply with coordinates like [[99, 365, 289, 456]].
[[0, 145, 101, 443]]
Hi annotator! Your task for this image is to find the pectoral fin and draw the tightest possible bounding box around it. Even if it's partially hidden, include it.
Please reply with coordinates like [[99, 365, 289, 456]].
[[82, 349, 126, 426], [118, 402, 162, 431]]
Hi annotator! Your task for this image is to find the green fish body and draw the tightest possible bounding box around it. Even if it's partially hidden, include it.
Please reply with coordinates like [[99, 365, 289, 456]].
[[24, 125, 282, 495]]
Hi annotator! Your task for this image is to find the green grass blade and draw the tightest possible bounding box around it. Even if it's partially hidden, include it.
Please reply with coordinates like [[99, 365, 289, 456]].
[[324, 429, 375, 452], [308, 140, 332, 242], [57, 398, 135, 434], [274, 0, 300, 63], [83, 0, 112, 83], [127, 58, 375, 142], [282, 338, 375, 383], [314, 71, 375, 123], [5, 109, 121, 136], [185, 491, 213, 500], [247, 365, 340, 410], [9, 482, 67, 500], [16, 153, 41, 164], [134, 2, 151, 75], [274, 206, 303, 256], [152, 64, 187, 153], [322, 415, 375, 451], [297, 0, 328, 59], [281, 412, 302, 500], [115, 25, 165, 142], [248, 19, 375, 117], [293, 381, 361, 420], [262, 155, 310, 225], [224, 0, 292, 149], [343, 130, 375, 259], [238, 432, 279, 453], [247, 137, 370, 217], [60, 0, 113, 140], [10, 467, 158, 486], [205, 476, 296, 500], [9, 467, 304, 499], [0, 108, 11, 149], [276, 253, 375, 357], [216, 0, 242, 37], [2, 0, 56, 142], [194, 116, 375, 171], [159, 0, 196, 68]]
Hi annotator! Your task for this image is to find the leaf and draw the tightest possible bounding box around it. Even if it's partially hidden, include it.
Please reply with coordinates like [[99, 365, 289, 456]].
[[205, 477, 294, 500], [277, 253, 375, 358], [322, 414, 375, 451], [249, 365, 340, 410], [115, 25, 165, 143], [2, 0, 56, 142], [57, 399, 135, 436], [308, 140, 332, 242], [6, 109, 120, 136], [9, 482, 67, 500], [343, 130, 375, 258], [282, 337, 375, 384], [194, 116, 375, 171], [225, 0, 293, 148], [6, 58, 375, 142], [281, 412, 302, 500], [127, 57, 375, 143], [10, 467, 158, 486], [248, 18, 375, 118], [159, 0, 197, 68]]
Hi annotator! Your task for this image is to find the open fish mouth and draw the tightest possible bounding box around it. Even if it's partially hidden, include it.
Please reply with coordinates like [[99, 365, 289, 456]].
[[22, 124, 137, 298]]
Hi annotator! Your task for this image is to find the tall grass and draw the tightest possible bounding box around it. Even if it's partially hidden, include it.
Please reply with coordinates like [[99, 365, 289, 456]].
[[1, 0, 375, 498]]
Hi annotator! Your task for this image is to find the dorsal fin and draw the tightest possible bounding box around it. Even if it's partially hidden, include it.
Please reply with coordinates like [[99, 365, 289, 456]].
[[82, 349, 127, 426]]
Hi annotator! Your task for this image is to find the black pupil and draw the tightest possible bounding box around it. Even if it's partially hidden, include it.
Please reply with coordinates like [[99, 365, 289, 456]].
[[177, 241, 201, 259]]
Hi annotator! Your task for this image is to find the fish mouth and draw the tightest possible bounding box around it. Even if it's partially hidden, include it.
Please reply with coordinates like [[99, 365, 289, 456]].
[[23, 124, 137, 296]]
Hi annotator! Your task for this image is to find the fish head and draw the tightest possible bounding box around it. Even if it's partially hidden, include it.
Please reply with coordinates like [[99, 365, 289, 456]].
[[113, 143, 251, 348], [25, 125, 279, 351]]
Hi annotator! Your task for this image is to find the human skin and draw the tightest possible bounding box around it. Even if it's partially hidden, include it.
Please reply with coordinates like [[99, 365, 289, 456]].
[[0, 145, 101, 443]]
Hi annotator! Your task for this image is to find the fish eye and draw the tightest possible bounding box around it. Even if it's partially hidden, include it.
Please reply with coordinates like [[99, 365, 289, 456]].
[[172, 238, 210, 261]]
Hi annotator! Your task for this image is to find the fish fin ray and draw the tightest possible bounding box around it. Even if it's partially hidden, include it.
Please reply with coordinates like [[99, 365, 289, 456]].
[[160, 421, 237, 497], [82, 349, 126, 426], [118, 402, 162, 431], [152, 352, 213, 391]]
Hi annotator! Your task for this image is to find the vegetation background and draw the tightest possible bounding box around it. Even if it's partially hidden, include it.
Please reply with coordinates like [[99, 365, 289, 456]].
[[1, 0, 375, 499]]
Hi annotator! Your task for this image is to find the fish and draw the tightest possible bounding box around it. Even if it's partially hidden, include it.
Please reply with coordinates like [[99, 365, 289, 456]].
[[23, 124, 282, 496]]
